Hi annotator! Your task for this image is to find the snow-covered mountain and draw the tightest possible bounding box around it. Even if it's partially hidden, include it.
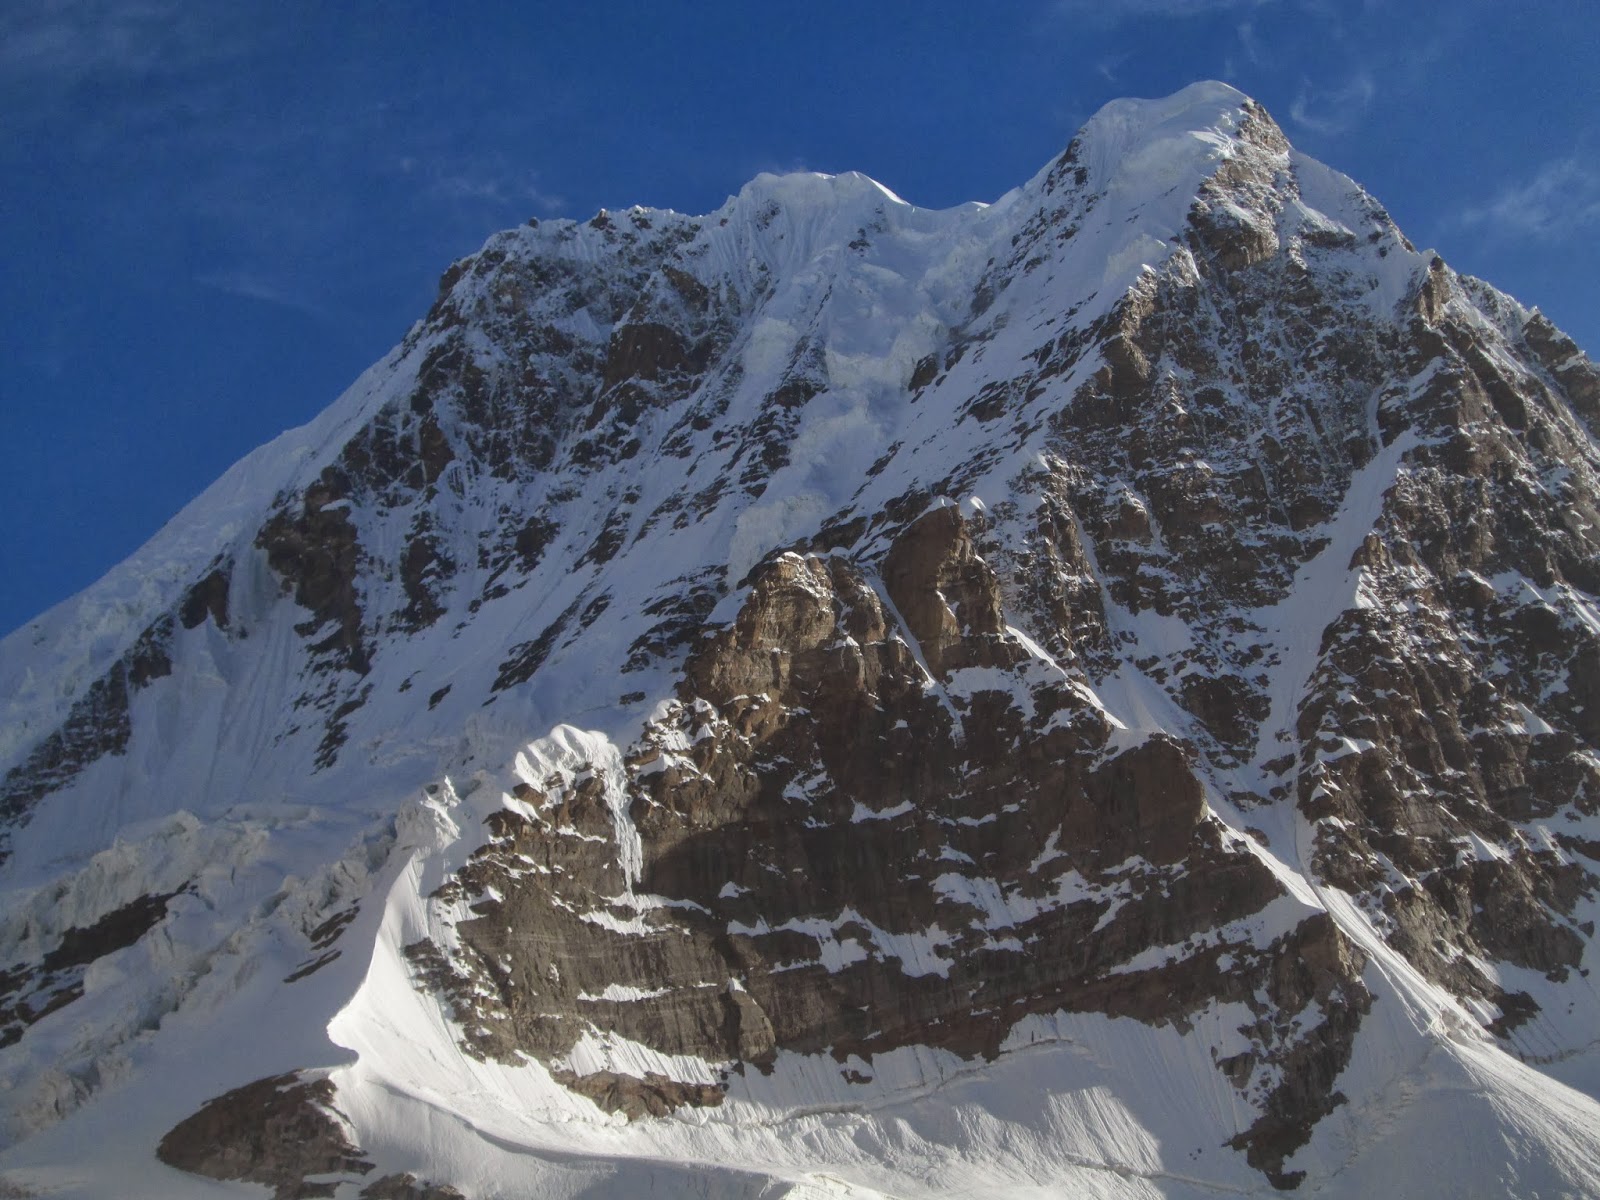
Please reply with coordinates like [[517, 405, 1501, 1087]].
[[3, 81, 1600, 1198]]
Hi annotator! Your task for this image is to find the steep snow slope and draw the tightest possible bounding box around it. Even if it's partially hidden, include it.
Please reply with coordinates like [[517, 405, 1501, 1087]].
[[2, 82, 1600, 1198]]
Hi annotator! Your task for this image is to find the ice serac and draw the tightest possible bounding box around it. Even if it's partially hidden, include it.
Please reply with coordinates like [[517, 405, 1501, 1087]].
[[2, 81, 1600, 1198]]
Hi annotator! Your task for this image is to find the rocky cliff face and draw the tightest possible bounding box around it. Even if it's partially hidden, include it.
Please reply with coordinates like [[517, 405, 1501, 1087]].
[[1, 83, 1599, 1199]]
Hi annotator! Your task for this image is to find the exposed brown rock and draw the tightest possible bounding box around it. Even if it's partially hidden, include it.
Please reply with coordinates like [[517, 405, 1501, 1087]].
[[394, 508, 455, 633], [257, 469, 369, 675], [882, 505, 1022, 676], [549, 1070, 726, 1119], [1523, 311, 1600, 428], [1228, 919, 1370, 1191], [179, 563, 232, 630], [0, 617, 175, 859], [156, 1072, 374, 1200], [602, 321, 700, 389], [360, 1174, 466, 1200], [1075, 735, 1206, 867], [413, 538, 1357, 1160]]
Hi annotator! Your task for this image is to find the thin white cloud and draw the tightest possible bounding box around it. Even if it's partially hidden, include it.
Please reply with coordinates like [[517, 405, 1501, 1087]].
[[1096, 52, 1131, 83], [0, 0, 248, 89], [1236, 20, 1264, 65], [415, 159, 568, 230], [430, 170, 565, 216], [1055, 0, 1275, 23], [1288, 71, 1376, 135], [1457, 157, 1600, 241], [194, 269, 334, 322], [745, 156, 816, 183]]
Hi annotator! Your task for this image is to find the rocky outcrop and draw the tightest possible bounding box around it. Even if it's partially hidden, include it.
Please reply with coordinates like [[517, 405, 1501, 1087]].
[[413, 512, 1367, 1179], [881, 505, 1021, 676], [257, 468, 369, 676], [156, 1072, 374, 1200], [358, 1175, 466, 1200], [0, 888, 185, 1049], [0, 617, 174, 860], [157, 1071, 464, 1200]]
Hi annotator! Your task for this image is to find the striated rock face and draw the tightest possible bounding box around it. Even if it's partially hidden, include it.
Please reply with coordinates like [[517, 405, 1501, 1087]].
[[414, 516, 1371, 1183], [3, 82, 1600, 1197]]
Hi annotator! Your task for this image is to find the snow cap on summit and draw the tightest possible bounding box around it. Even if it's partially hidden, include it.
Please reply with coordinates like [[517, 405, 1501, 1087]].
[[734, 169, 910, 210], [1085, 79, 1252, 136], [1045, 80, 1260, 198]]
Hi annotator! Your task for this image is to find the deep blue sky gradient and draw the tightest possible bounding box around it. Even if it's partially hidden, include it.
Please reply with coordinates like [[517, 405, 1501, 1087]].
[[3, 0, 1597, 635]]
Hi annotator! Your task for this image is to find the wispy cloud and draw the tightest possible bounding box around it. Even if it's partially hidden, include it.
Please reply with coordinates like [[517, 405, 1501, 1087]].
[[0, 0, 251, 93], [1288, 71, 1375, 135], [1096, 52, 1131, 83], [1235, 20, 1264, 65], [193, 268, 335, 322], [745, 155, 816, 182], [1054, 0, 1276, 24], [422, 165, 566, 217], [4, 3, 575, 328], [1456, 157, 1600, 240]]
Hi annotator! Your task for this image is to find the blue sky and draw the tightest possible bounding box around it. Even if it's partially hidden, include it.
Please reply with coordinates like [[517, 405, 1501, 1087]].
[[2, 0, 1597, 636]]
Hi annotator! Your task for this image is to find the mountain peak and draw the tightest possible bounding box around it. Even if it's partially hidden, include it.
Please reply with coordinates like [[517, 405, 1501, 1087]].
[[3, 85, 1600, 1200], [1086, 78, 1253, 132], [1035, 80, 1281, 204], [735, 168, 911, 210]]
